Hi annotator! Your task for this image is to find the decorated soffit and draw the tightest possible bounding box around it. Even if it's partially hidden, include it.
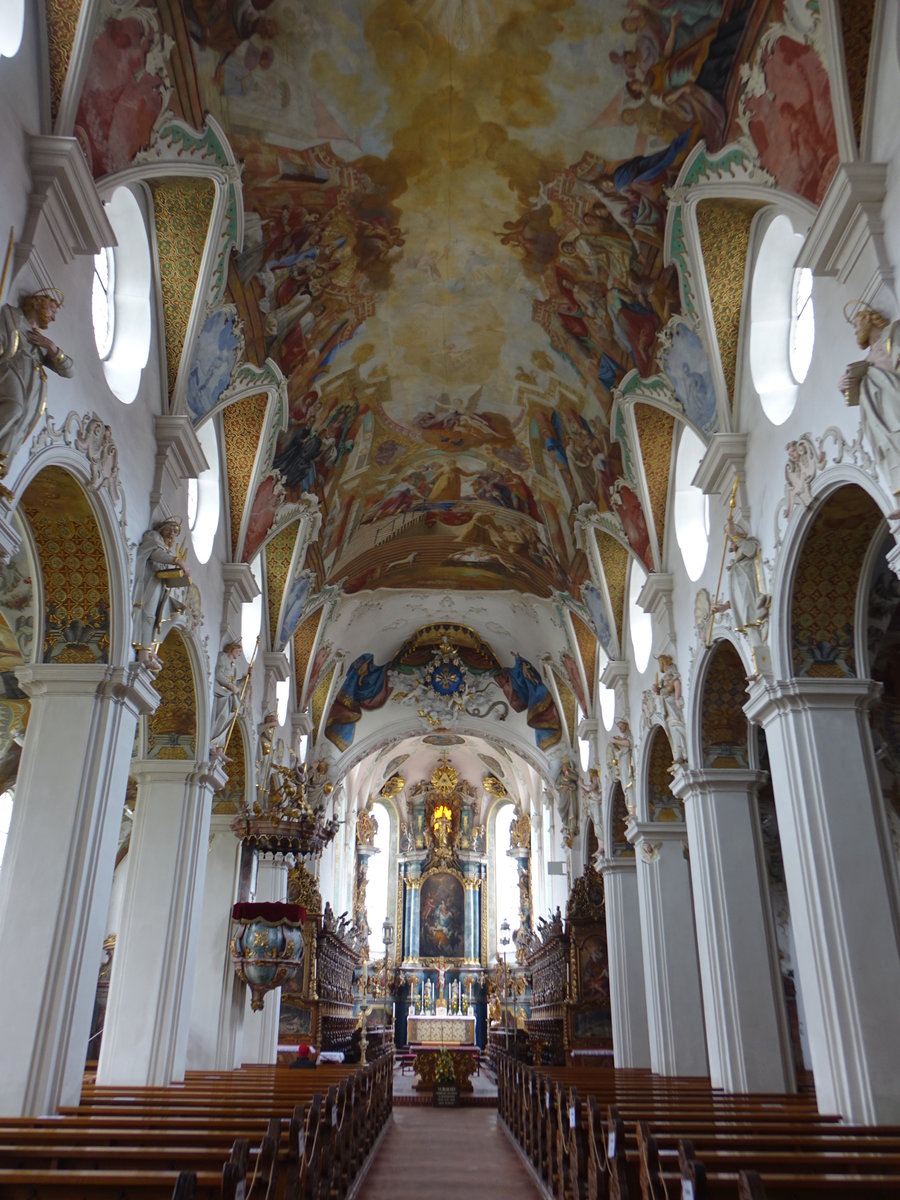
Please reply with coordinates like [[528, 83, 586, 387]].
[[69, 0, 840, 653], [695, 198, 763, 409]]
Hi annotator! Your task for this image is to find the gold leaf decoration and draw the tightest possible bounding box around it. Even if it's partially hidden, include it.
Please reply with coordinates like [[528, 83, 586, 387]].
[[151, 178, 215, 397], [214, 721, 247, 814], [554, 671, 576, 745], [791, 486, 881, 678], [294, 607, 324, 700], [288, 862, 322, 914], [264, 521, 299, 649], [700, 641, 749, 767], [148, 629, 197, 759], [222, 392, 269, 558], [634, 404, 675, 560], [21, 467, 110, 665], [570, 612, 596, 703], [312, 663, 336, 742], [695, 199, 763, 410], [45, 0, 82, 122], [838, 0, 875, 148], [595, 530, 628, 643]]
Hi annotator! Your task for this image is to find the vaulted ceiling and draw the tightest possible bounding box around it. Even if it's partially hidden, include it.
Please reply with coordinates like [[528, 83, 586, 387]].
[[64, 0, 846, 768]]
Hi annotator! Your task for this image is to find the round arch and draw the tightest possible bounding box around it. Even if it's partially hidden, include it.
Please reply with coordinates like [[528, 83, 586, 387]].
[[693, 639, 752, 769], [637, 724, 681, 824], [603, 779, 632, 859], [778, 482, 885, 682], [144, 626, 210, 759], [14, 450, 133, 667], [18, 465, 114, 667]]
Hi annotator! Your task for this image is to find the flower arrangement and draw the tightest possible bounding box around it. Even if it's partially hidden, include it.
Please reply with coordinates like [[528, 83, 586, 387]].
[[434, 1048, 456, 1085]]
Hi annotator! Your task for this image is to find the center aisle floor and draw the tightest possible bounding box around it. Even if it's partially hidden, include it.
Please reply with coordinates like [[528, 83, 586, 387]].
[[357, 1107, 543, 1199]]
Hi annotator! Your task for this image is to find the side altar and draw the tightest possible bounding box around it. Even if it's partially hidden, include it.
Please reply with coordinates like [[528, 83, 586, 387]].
[[407, 1014, 476, 1045]]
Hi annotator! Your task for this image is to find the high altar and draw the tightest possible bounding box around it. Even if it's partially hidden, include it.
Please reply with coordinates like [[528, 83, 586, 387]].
[[406, 1014, 476, 1045]]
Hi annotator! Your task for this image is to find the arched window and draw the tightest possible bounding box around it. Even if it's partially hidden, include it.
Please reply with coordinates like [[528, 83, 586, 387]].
[[750, 212, 814, 424], [241, 557, 263, 661], [596, 647, 616, 731], [0, 788, 13, 877], [674, 425, 710, 581], [628, 562, 653, 673], [494, 801, 521, 950], [93, 187, 152, 404], [365, 801, 391, 956], [0, 2, 24, 58], [187, 419, 221, 564]]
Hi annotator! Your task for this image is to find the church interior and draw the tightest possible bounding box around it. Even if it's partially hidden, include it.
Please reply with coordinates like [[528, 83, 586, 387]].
[[1, 0, 900, 1196]]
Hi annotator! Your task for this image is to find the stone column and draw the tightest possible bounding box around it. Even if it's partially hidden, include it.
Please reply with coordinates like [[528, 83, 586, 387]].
[[627, 822, 708, 1077], [97, 757, 227, 1086], [744, 678, 900, 1122], [185, 814, 244, 1070], [241, 855, 289, 1064], [671, 767, 795, 1094], [0, 663, 158, 1115], [598, 857, 651, 1068]]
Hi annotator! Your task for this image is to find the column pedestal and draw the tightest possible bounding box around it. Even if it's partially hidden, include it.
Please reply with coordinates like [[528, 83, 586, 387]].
[[745, 678, 900, 1122], [598, 857, 651, 1068], [97, 757, 227, 1087], [0, 664, 158, 1114], [186, 814, 244, 1070], [672, 768, 795, 1094], [627, 822, 708, 1077], [241, 856, 288, 1064]]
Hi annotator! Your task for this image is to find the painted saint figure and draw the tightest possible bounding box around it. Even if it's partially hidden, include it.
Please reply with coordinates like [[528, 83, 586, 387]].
[[0, 288, 73, 497], [840, 305, 900, 500]]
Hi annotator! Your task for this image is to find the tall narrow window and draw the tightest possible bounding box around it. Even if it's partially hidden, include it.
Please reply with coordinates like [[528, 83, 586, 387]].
[[494, 801, 520, 949], [365, 802, 391, 957]]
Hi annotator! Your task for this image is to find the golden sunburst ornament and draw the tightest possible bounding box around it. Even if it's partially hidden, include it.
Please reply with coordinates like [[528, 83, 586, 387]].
[[431, 752, 458, 795]]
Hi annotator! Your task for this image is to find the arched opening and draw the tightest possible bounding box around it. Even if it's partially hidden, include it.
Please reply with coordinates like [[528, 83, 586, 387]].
[[20, 466, 112, 665], [364, 800, 392, 958], [673, 425, 710, 581], [95, 186, 153, 404], [493, 800, 521, 952], [699, 641, 750, 767], [606, 782, 632, 858], [644, 726, 681, 822], [628, 561, 652, 674], [146, 630, 198, 760], [790, 485, 883, 678]]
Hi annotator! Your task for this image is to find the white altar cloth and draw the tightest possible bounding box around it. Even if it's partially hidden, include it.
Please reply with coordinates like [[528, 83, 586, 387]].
[[407, 1014, 476, 1045]]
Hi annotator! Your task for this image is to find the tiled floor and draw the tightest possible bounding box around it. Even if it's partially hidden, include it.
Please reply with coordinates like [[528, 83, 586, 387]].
[[357, 1106, 542, 1199]]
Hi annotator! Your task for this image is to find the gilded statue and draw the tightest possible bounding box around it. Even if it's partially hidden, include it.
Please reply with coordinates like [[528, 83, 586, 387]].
[[509, 809, 531, 849], [356, 801, 377, 847], [0, 287, 73, 498]]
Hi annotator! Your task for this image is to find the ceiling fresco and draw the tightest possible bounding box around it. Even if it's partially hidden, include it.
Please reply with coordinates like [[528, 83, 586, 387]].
[[66, 0, 840, 712]]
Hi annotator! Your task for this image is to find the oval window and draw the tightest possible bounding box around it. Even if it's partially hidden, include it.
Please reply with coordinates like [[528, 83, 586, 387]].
[[628, 562, 653, 674]]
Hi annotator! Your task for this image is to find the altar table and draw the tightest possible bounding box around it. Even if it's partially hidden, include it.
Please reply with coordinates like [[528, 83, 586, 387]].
[[407, 1014, 475, 1045]]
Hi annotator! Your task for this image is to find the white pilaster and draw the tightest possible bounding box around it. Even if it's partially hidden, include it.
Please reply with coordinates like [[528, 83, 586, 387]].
[[0, 664, 158, 1115], [744, 678, 900, 1123], [672, 767, 795, 1094], [598, 857, 651, 1068], [627, 822, 708, 1077], [185, 814, 245, 1070], [241, 856, 289, 1064], [97, 757, 227, 1087]]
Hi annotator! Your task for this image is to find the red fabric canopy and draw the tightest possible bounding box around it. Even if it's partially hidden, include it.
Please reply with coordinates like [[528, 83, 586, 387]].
[[231, 902, 307, 925]]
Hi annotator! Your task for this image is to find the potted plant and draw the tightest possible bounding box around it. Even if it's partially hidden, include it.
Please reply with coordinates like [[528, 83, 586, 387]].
[[432, 1048, 459, 1107]]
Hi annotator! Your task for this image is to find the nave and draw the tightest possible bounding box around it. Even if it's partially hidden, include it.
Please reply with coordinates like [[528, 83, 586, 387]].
[[0, 1053, 899, 1199]]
